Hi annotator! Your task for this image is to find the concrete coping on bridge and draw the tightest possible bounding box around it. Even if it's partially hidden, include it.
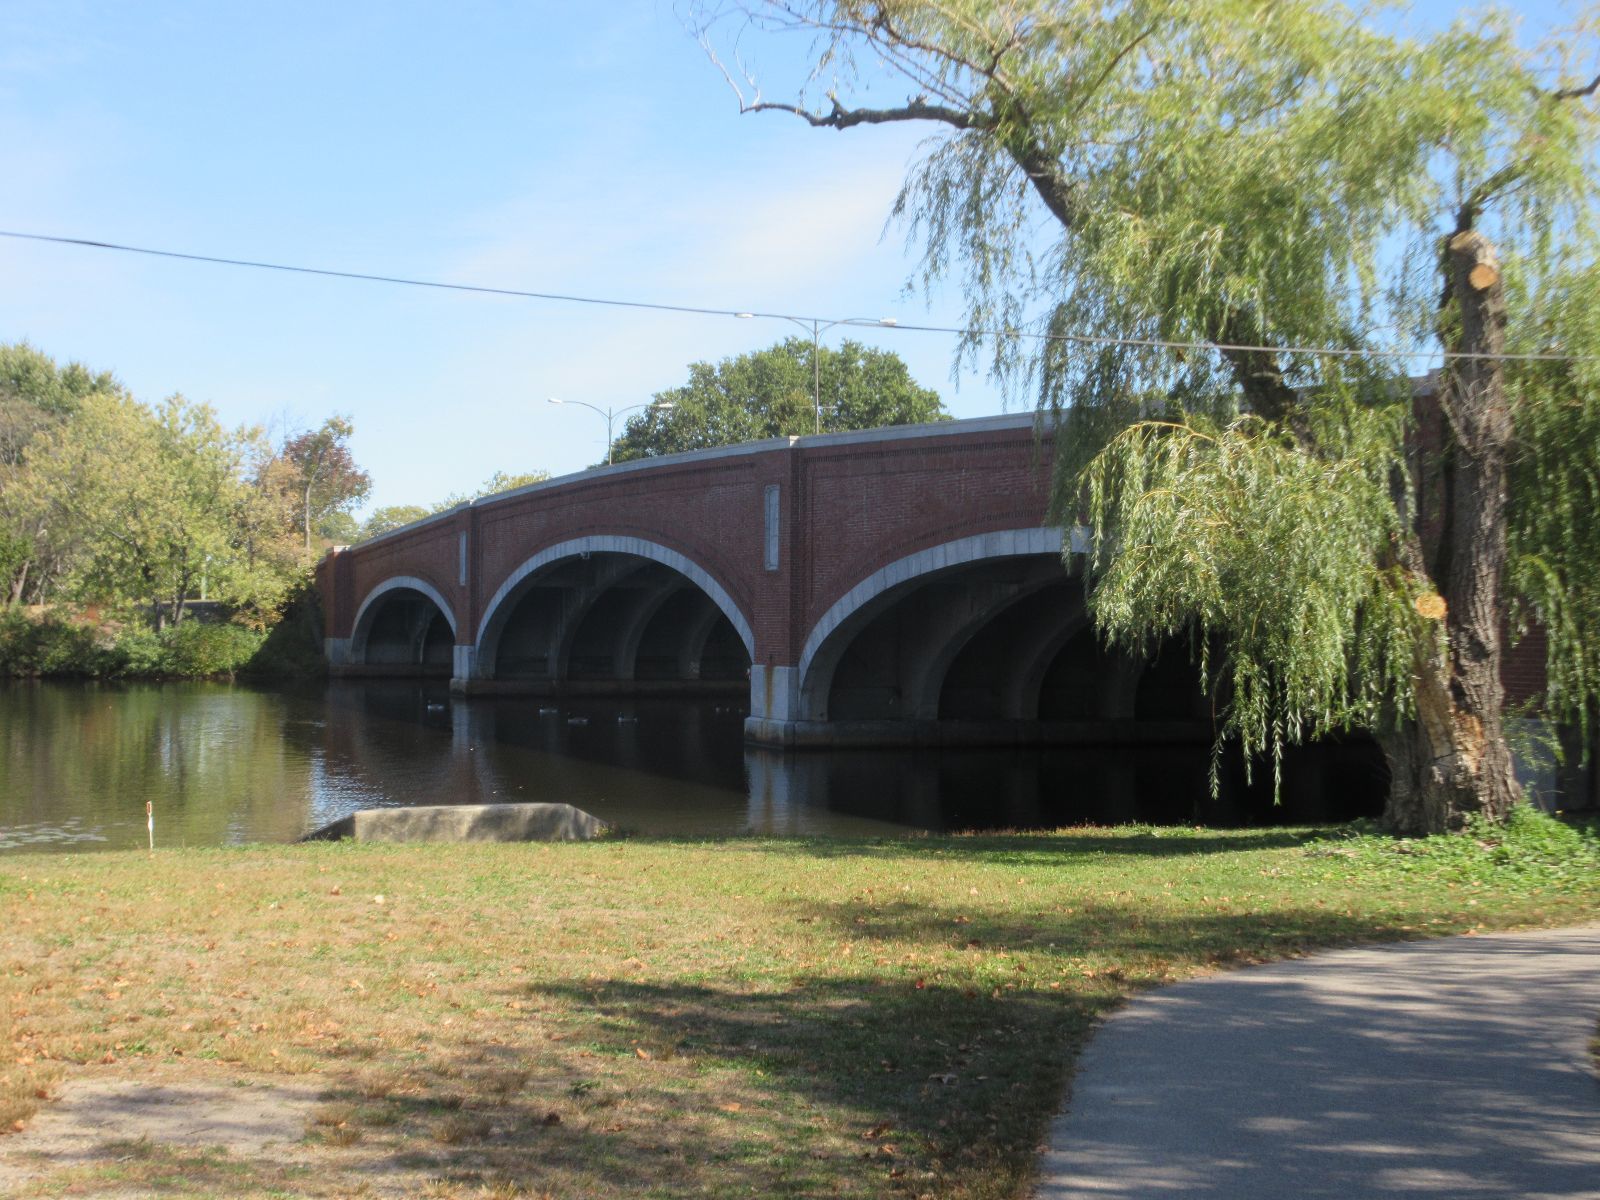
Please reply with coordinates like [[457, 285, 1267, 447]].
[[300, 802, 607, 845], [339, 411, 1055, 552]]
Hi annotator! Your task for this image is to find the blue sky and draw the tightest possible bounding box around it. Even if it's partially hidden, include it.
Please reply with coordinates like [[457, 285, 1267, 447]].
[[0, 1, 1588, 512]]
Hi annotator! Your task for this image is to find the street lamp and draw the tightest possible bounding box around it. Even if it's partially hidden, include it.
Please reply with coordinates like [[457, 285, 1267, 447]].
[[735, 313, 899, 434], [547, 397, 675, 466]]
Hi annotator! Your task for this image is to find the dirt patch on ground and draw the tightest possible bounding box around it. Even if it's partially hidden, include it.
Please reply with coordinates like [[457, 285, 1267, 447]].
[[0, 1066, 325, 1195]]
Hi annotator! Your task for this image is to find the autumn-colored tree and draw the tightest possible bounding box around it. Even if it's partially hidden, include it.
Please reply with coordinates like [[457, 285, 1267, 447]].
[[278, 417, 371, 550]]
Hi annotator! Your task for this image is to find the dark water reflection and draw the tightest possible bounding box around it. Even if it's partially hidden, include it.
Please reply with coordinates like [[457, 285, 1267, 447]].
[[0, 681, 1383, 854]]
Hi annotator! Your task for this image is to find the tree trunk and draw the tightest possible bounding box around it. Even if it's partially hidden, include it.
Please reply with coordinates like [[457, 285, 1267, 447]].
[[1380, 633, 1514, 834], [1380, 228, 1520, 834]]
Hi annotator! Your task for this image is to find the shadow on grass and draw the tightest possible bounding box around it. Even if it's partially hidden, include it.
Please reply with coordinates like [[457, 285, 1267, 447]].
[[613, 825, 1340, 866], [498, 905, 1429, 1198]]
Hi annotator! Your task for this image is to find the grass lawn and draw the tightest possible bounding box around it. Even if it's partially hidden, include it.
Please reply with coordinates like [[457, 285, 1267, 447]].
[[2, 812, 1597, 1198]]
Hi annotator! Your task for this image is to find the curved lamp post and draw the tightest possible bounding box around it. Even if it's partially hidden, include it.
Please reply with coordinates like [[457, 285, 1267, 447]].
[[547, 397, 675, 466], [735, 313, 899, 434]]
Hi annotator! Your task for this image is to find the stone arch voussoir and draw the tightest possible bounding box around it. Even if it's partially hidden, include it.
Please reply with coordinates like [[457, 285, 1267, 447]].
[[474, 536, 754, 678], [795, 527, 1086, 721], [349, 575, 459, 664]]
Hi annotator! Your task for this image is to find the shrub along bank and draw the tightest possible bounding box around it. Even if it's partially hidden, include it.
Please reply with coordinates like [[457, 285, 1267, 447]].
[[0, 609, 265, 680], [0, 585, 326, 681]]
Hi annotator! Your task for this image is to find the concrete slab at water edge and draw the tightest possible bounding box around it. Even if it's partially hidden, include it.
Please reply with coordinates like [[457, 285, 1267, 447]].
[[302, 802, 606, 844], [1036, 923, 1600, 1200]]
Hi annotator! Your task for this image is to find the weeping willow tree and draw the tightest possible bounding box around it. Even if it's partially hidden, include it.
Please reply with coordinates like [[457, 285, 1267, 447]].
[[700, 0, 1600, 833]]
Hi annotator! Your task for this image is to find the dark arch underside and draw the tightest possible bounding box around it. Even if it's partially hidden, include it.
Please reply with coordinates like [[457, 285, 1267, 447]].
[[357, 588, 453, 673], [482, 553, 751, 692], [803, 553, 1387, 817]]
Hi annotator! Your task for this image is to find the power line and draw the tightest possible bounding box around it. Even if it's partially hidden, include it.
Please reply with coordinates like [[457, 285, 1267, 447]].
[[0, 228, 1588, 365], [0, 229, 741, 320]]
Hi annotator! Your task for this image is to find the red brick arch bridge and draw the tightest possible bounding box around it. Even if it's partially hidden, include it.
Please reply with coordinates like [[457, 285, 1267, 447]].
[[317, 415, 1225, 750]]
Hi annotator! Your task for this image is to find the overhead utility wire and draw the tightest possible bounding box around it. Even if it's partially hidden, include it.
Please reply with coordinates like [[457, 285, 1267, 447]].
[[0, 228, 1586, 365], [0, 230, 738, 321]]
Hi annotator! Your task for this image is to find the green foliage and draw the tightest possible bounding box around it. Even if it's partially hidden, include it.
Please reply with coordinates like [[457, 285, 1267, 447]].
[[0, 340, 360, 635], [23, 391, 254, 624], [424, 469, 553, 518], [755, 2, 1595, 415], [0, 609, 111, 676], [0, 337, 353, 679], [607, 338, 945, 462], [1082, 401, 1425, 785], [0, 340, 116, 430], [239, 582, 327, 681], [769, 2, 1450, 406], [360, 504, 433, 539], [114, 622, 266, 678], [1308, 807, 1600, 895], [474, 469, 551, 496], [317, 509, 362, 544], [0, 342, 126, 604], [1505, 257, 1600, 736], [0, 609, 264, 679]]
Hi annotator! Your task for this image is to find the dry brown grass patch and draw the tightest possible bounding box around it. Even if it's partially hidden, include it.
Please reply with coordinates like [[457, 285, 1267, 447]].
[[309, 1100, 357, 1127], [433, 1112, 493, 1145]]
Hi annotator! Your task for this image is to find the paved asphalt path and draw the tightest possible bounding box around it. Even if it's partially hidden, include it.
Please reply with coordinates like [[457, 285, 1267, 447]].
[[1035, 924, 1600, 1199]]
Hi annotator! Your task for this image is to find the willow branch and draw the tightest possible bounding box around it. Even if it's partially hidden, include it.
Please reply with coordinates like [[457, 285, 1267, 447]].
[[742, 95, 980, 131], [1553, 72, 1600, 101]]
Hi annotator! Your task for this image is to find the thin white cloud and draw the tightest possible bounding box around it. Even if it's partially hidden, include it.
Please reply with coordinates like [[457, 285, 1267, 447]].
[[436, 136, 920, 315]]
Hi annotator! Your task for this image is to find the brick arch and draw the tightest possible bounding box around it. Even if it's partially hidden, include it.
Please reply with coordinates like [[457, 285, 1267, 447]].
[[349, 575, 458, 664], [794, 527, 1087, 721], [475, 535, 755, 663]]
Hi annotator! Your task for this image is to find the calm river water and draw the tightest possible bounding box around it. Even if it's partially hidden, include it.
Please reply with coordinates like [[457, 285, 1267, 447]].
[[0, 681, 1383, 853]]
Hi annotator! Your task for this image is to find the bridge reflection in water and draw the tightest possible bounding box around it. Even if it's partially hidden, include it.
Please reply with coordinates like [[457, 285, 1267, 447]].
[[0, 681, 1386, 855], [319, 683, 1385, 836]]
